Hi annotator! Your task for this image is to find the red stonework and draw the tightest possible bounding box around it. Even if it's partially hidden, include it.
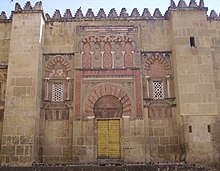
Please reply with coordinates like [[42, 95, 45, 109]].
[[144, 53, 171, 77], [75, 69, 142, 117], [81, 35, 136, 69], [85, 84, 132, 117], [124, 42, 133, 67], [82, 42, 91, 68], [103, 42, 112, 68], [45, 55, 72, 78]]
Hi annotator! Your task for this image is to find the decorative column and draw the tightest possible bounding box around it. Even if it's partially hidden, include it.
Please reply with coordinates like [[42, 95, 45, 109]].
[[80, 52, 84, 69], [165, 76, 170, 98], [145, 76, 150, 98], [66, 77, 70, 100]]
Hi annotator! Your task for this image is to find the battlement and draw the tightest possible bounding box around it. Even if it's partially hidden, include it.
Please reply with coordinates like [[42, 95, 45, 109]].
[[1, 0, 220, 22]]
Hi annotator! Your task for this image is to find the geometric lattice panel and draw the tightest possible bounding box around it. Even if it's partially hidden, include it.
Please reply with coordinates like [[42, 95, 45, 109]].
[[52, 83, 64, 101], [153, 81, 164, 100]]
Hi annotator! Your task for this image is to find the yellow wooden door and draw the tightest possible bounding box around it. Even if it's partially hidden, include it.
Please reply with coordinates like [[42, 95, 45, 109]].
[[97, 119, 120, 159]]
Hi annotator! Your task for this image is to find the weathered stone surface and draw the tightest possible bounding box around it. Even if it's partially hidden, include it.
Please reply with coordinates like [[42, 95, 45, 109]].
[[0, 1, 219, 170]]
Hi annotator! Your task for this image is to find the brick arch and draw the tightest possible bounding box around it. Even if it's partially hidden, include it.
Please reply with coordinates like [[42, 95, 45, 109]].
[[84, 83, 133, 117], [144, 53, 172, 77], [45, 55, 71, 78]]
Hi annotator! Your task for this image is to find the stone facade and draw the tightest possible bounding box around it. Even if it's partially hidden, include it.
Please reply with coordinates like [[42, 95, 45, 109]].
[[0, 0, 219, 169]]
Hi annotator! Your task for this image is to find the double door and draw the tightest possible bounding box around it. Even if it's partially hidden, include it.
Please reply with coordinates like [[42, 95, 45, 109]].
[[97, 119, 120, 159]]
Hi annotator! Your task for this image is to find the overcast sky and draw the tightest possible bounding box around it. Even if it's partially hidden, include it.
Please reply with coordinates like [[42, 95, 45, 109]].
[[1, 0, 220, 18]]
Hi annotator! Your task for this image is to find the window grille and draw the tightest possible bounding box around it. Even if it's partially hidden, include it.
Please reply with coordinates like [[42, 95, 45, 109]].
[[52, 83, 64, 101], [153, 81, 164, 99]]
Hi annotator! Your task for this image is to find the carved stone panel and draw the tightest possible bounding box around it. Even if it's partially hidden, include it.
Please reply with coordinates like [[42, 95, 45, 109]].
[[75, 69, 143, 118], [44, 54, 73, 78], [83, 81, 133, 117]]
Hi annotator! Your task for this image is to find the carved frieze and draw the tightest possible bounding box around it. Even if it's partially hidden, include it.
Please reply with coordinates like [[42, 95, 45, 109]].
[[77, 26, 138, 33]]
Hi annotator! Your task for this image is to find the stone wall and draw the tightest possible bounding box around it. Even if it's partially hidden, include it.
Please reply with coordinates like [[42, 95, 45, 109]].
[[0, 0, 219, 169], [170, 8, 219, 167], [0, 22, 11, 63], [0, 7, 45, 166]]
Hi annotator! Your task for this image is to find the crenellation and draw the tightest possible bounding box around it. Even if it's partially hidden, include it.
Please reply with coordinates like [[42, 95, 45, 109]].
[[23, 1, 32, 11], [64, 9, 73, 19], [15, 3, 22, 12], [108, 8, 118, 19], [164, 10, 170, 19], [74, 8, 84, 19], [189, 0, 198, 8], [33, 1, 42, 11], [86, 8, 95, 18], [97, 8, 106, 19], [153, 8, 163, 18], [209, 10, 219, 20], [177, 0, 188, 8], [199, 0, 205, 8], [14, 1, 43, 14], [0, 12, 7, 20], [119, 8, 128, 18], [142, 8, 151, 18], [131, 8, 140, 18], [170, 0, 177, 8], [43, 5, 212, 21], [52, 9, 62, 19], [45, 13, 50, 20]]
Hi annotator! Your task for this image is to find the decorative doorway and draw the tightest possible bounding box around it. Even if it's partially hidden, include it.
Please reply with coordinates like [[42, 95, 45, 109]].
[[94, 95, 122, 159]]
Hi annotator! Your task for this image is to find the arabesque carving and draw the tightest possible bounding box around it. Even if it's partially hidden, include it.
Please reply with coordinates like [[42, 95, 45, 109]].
[[45, 55, 72, 78]]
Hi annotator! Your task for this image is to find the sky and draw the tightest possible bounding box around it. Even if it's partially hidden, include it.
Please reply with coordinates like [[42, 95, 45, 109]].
[[0, 0, 220, 18]]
